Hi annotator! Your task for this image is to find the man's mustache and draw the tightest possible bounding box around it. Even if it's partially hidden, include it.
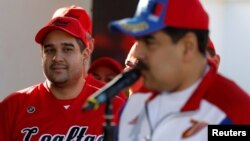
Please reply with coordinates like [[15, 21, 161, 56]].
[[135, 60, 148, 71], [50, 63, 68, 69]]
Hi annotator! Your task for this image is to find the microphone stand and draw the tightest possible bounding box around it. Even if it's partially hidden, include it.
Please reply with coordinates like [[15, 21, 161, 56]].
[[103, 97, 117, 141]]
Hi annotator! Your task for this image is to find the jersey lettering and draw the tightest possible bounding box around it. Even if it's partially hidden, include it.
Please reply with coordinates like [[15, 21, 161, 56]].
[[21, 126, 103, 141], [21, 127, 39, 141]]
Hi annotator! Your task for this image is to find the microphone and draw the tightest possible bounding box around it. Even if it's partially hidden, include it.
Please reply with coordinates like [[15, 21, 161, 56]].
[[82, 66, 141, 111]]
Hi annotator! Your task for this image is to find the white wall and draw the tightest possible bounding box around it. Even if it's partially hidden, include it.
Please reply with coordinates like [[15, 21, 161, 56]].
[[201, 0, 250, 94], [0, 0, 91, 100]]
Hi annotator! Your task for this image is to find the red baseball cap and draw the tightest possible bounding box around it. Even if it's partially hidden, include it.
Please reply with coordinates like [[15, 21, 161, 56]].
[[52, 5, 92, 35], [88, 57, 123, 74], [35, 16, 87, 46], [110, 0, 209, 36]]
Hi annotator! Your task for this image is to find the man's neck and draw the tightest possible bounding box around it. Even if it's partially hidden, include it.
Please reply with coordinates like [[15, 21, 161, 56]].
[[46, 78, 86, 100]]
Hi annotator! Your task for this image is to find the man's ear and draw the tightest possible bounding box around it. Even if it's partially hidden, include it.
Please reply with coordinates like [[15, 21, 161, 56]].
[[208, 54, 220, 68], [87, 38, 95, 54], [82, 38, 94, 67], [180, 32, 198, 61], [83, 38, 95, 58]]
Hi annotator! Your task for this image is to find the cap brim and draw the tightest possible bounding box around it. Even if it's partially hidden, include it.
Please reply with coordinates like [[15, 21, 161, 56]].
[[109, 16, 165, 37], [35, 25, 80, 44]]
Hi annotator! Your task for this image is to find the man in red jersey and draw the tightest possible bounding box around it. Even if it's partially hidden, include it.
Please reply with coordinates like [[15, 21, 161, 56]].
[[0, 6, 124, 141]]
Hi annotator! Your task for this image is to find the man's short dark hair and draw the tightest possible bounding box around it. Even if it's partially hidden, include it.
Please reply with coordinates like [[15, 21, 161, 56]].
[[162, 27, 209, 56], [76, 38, 86, 52]]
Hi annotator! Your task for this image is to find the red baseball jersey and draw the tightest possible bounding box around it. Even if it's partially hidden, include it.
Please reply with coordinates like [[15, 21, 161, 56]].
[[0, 75, 125, 141]]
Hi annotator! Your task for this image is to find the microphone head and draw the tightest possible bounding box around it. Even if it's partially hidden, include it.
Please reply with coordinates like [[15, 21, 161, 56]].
[[82, 66, 141, 111]]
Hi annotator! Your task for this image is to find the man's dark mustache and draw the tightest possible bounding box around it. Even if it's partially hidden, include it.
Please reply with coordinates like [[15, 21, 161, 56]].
[[136, 60, 148, 71], [50, 63, 68, 69]]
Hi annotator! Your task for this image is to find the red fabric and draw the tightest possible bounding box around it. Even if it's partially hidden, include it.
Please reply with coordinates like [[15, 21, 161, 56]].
[[181, 61, 217, 112], [85, 74, 106, 88], [153, 3, 163, 17], [35, 17, 88, 46], [166, 0, 209, 30], [181, 61, 250, 124], [52, 5, 92, 35], [0, 75, 125, 141]]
